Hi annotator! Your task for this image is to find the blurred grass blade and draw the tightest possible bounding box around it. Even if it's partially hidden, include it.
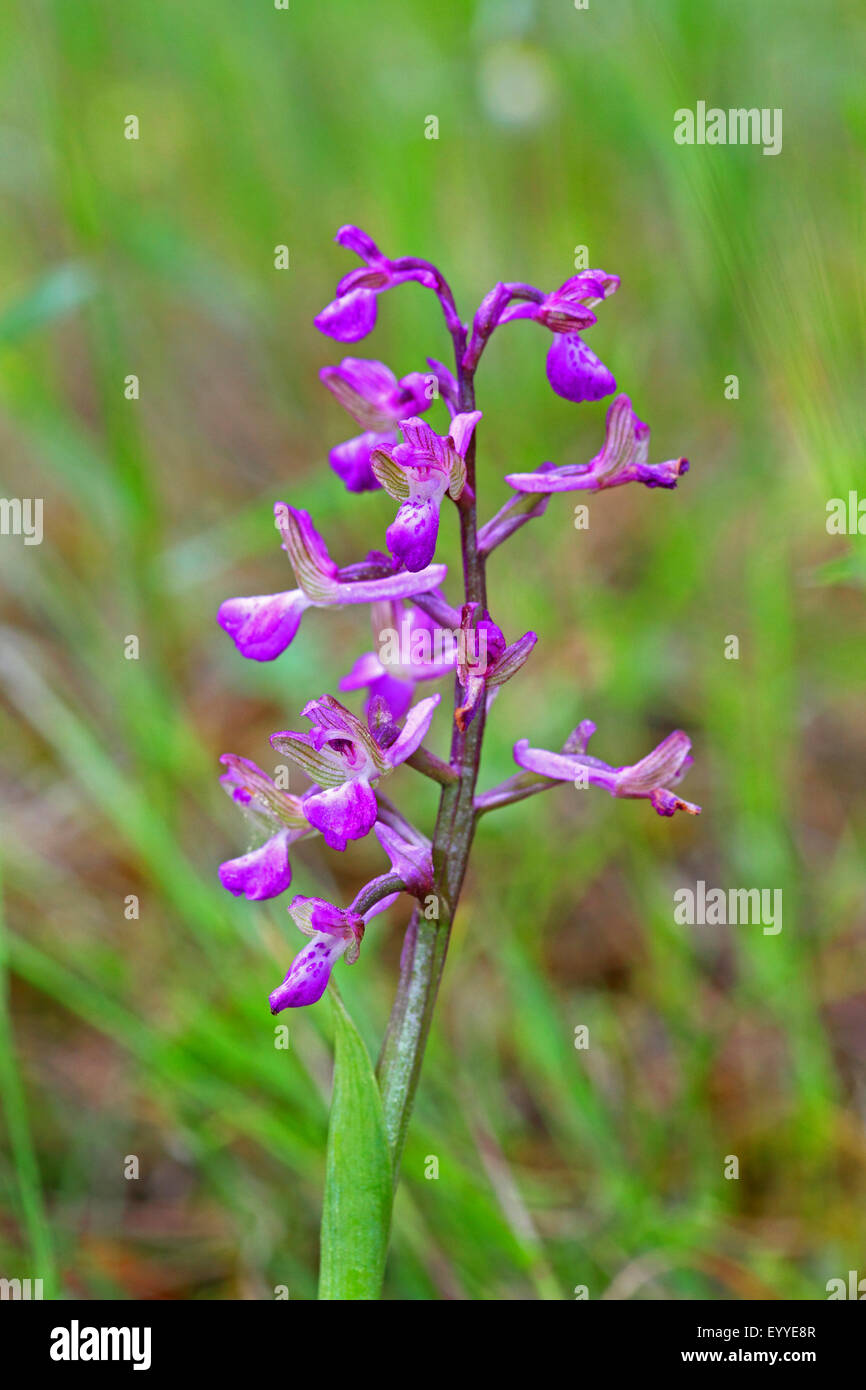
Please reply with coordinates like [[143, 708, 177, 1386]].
[[0, 264, 96, 346], [318, 987, 393, 1301], [0, 861, 58, 1296]]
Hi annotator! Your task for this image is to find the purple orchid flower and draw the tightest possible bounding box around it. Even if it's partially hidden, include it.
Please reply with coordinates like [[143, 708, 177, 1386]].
[[498, 270, 619, 336], [370, 413, 482, 571], [270, 691, 440, 851], [268, 821, 434, 1012], [268, 898, 370, 1012], [339, 598, 457, 719], [217, 754, 312, 901], [454, 604, 538, 730], [314, 226, 440, 344], [463, 271, 619, 402], [320, 357, 433, 493], [541, 272, 620, 403], [217, 503, 447, 662], [514, 723, 701, 817], [505, 394, 689, 494]]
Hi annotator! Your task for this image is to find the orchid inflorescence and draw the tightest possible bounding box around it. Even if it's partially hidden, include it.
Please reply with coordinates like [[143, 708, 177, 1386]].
[[216, 224, 699, 1048]]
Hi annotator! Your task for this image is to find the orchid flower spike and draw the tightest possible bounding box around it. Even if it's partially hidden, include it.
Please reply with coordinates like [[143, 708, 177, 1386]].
[[320, 357, 434, 493], [339, 598, 457, 719], [217, 503, 447, 662], [269, 890, 396, 1012], [371, 413, 482, 571], [270, 691, 440, 850], [506, 395, 689, 495], [514, 725, 701, 817], [217, 755, 312, 901], [314, 225, 440, 344]]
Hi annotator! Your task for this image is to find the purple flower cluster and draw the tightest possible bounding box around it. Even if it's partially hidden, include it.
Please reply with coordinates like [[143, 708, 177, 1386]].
[[217, 225, 700, 1013]]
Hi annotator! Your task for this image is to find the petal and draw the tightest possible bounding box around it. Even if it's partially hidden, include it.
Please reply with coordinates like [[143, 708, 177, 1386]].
[[310, 900, 355, 933], [288, 896, 357, 938], [447, 449, 467, 501], [217, 589, 310, 661], [301, 693, 383, 767], [497, 301, 542, 326], [374, 822, 434, 894], [593, 394, 638, 481], [563, 720, 597, 755], [219, 829, 292, 901], [397, 372, 435, 417], [539, 303, 598, 334], [504, 464, 595, 494], [649, 788, 701, 817], [314, 289, 378, 342], [302, 779, 378, 851], [338, 650, 386, 692], [513, 738, 618, 792], [477, 489, 551, 547], [426, 356, 458, 406], [274, 503, 340, 601], [269, 732, 349, 788], [269, 933, 347, 1012], [218, 753, 307, 827], [546, 334, 616, 403], [329, 432, 390, 492], [614, 731, 693, 796], [367, 671, 415, 721], [335, 561, 449, 604], [633, 458, 690, 489], [448, 410, 482, 458], [335, 224, 383, 262], [386, 497, 441, 572], [512, 739, 584, 781], [487, 631, 537, 687], [370, 446, 412, 501], [398, 417, 443, 459], [363, 892, 400, 920], [554, 270, 619, 309], [320, 359, 400, 430], [386, 693, 441, 767], [472, 613, 507, 672]]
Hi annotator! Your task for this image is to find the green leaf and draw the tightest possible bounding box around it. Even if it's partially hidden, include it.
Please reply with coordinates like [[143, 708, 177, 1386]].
[[318, 987, 393, 1300]]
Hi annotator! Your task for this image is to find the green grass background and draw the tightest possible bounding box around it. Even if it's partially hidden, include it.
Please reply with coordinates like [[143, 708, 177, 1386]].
[[0, 0, 864, 1299]]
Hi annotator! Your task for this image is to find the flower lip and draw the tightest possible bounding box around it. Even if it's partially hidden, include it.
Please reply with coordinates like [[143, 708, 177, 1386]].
[[546, 333, 617, 404], [220, 830, 294, 902], [269, 931, 350, 1011], [314, 288, 378, 343], [217, 590, 311, 662]]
